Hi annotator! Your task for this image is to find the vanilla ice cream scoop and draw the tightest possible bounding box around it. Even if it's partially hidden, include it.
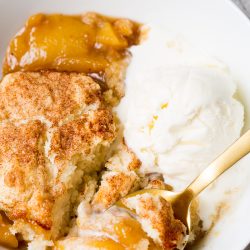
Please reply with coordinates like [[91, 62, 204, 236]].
[[117, 27, 244, 190]]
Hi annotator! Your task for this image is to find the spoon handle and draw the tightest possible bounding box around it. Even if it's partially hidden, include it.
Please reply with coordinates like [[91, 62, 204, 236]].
[[186, 130, 250, 197]]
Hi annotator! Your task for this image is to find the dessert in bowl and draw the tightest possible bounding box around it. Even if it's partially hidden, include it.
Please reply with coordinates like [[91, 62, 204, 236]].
[[0, 8, 245, 250]]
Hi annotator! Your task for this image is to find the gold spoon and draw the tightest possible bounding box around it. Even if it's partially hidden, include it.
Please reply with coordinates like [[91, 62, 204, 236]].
[[116, 130, 250, 246]]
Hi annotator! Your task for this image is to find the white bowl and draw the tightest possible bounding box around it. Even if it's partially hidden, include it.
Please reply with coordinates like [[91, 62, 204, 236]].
[[0, 0, 249, 249]]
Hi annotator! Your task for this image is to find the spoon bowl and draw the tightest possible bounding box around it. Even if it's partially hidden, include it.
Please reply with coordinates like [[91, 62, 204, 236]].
[[116, 130, 250, 249]]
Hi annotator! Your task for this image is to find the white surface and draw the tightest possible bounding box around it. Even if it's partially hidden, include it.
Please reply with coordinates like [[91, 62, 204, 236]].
[[117, 27, 244, 191], [0, 0, 249, 250]]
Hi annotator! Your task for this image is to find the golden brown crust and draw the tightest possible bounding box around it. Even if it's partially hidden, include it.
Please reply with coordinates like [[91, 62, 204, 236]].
[[127, 153, 141, 171], [92, 171, 139, 210], [91, 142, 141, 210], [50, 108, 116, 166], [105, 142, 141, 172], [125, 195, 186, 250], [0, 121, 53, 229], [0, 71, 117, 232], [0, 71, 101, 125]]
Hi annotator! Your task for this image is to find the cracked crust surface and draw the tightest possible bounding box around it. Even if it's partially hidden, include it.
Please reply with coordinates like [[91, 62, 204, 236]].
[[0, 71, 116, 233]]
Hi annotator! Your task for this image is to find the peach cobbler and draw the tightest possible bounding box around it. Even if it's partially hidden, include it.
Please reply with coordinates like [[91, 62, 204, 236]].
[[0, 12, 188, 250]]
